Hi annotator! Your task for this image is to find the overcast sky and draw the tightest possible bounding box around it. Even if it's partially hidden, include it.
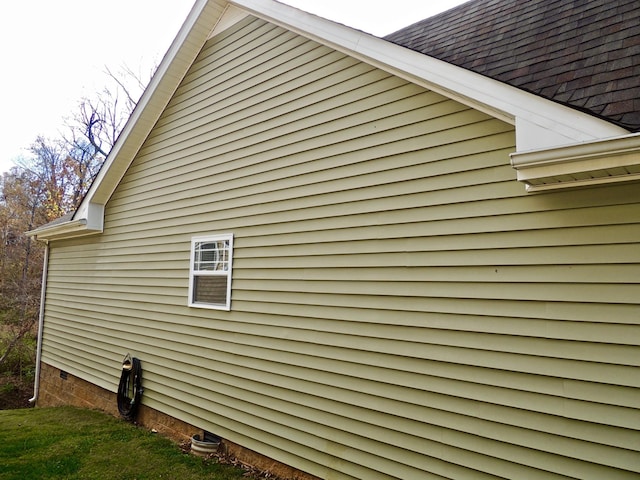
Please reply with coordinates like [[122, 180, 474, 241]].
[[0, 0, 467, 174]]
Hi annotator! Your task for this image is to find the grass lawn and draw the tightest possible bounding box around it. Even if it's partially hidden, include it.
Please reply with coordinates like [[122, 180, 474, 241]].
[[0, 407, 246, 480]]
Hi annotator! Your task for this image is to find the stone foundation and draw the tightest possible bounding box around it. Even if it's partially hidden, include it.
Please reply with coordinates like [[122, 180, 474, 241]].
[[37, 362, 320, 480]]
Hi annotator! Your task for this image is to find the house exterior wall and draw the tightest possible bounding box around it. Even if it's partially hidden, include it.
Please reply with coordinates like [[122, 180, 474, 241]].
[[40, 17, 640, 479]]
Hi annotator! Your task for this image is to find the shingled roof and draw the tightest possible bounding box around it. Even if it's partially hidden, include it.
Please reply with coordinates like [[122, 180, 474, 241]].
[[384, 0, 640, 132]]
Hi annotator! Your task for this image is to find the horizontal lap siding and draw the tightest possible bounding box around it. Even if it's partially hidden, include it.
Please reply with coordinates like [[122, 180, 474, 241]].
[[43, 17, 640, 480]]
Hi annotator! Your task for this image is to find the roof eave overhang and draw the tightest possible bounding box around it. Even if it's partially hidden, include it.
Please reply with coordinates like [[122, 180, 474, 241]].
[[26, 218, 101, 242], [510, 132, 640, 192]]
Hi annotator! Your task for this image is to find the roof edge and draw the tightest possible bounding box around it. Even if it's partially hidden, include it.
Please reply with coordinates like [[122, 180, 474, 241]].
[[511, 132, 640, 192], [232, 0, 628, 149], [26, 218, 101, 242]]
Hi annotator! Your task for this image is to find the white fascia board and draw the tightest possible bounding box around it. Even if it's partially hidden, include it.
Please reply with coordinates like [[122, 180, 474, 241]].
[[26, 218, 96, 242], [231, 0, 628, 151], [511, 132, 640, 192], [73, 0, 226, 230]]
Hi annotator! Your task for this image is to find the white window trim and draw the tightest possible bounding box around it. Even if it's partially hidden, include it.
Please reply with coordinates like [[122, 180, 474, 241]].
[[188, 233, 234, 311]]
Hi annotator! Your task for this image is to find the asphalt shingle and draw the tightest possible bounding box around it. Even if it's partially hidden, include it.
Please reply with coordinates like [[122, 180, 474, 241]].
[[384, 0, 640, 131]]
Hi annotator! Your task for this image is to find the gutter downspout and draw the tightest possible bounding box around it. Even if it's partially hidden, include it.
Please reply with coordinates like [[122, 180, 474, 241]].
[[29, 240, 49, 404]]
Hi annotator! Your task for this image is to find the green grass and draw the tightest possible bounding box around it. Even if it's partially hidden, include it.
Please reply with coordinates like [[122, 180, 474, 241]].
[[0, 407, 245, 480]]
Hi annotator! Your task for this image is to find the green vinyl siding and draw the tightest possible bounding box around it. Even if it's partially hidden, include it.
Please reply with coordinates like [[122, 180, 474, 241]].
[[42, 16, 640, 479]]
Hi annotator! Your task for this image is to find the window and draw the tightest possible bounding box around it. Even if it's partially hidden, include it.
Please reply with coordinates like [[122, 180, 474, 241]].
[[188, 234, 233, 310]]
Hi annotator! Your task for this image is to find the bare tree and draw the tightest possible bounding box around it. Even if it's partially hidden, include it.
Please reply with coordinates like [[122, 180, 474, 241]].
[[62, 133, 106, 209]]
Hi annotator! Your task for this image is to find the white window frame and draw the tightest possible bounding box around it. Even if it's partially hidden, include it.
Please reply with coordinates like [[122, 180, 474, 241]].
[[188, 233, 234, 310]]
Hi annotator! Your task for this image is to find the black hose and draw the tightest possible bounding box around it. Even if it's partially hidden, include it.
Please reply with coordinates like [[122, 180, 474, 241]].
[[117, 355, 143, 421]]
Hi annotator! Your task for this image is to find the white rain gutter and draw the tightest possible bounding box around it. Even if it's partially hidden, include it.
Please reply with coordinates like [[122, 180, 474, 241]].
[[510, 131, 640, 192], [29, 240, 49, 404]]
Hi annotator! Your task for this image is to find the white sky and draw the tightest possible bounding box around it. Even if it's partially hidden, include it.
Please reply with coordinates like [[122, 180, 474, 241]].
[[0, 0, 466, 174]]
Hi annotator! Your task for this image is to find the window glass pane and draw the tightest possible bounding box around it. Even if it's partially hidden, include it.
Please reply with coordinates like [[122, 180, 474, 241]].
[[193, 275, 227, 305], [194, 240, 229, 271]]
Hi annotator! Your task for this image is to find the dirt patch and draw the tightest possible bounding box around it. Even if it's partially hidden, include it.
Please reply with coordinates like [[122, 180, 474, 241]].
[[0, 376, 34, 410]]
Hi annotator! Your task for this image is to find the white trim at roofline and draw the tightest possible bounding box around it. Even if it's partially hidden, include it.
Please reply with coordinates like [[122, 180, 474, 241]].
[[32, 0, 636, 240], [27, 218, 93, 240], [231, 0, 627, 150], [73, 0, 225, 232], [511, 132, 640, 192]]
